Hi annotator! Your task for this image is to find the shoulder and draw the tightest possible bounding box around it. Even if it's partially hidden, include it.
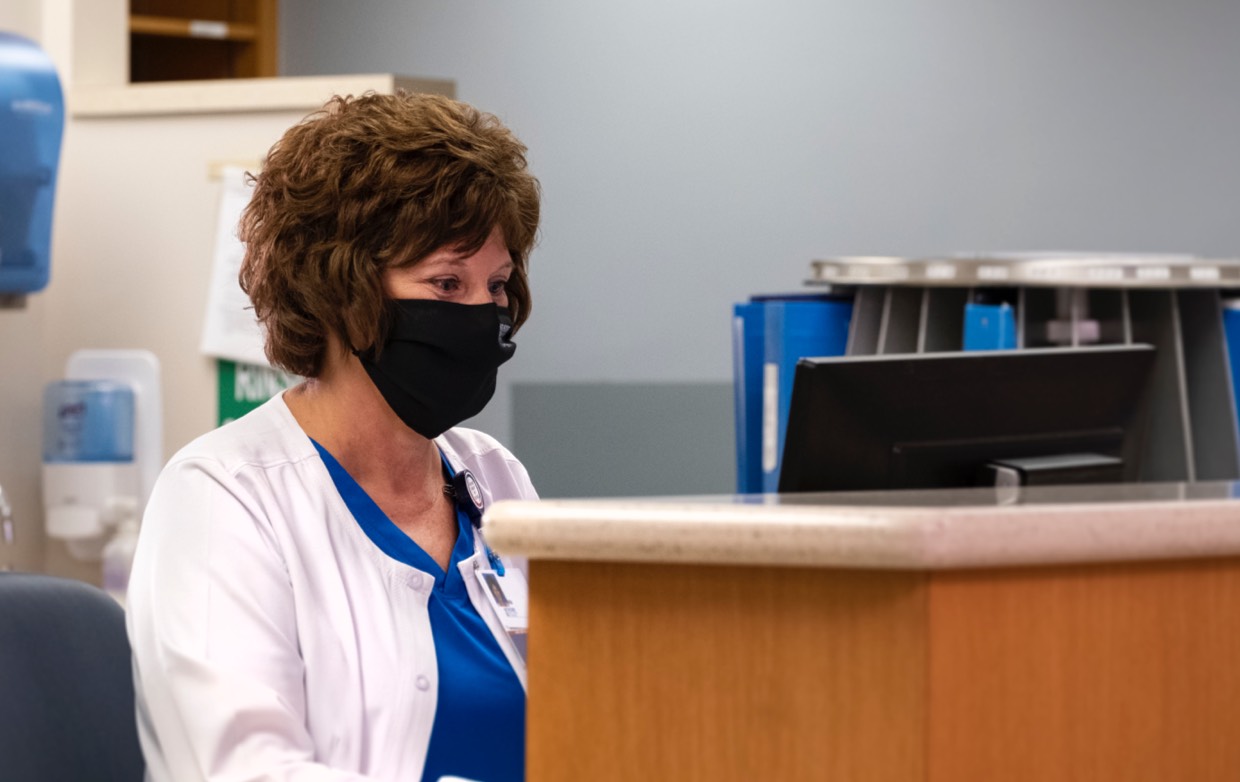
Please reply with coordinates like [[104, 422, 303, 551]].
[[436, 427, 538, 502], [165, 391, 316, 477], [140, 392, 325, 565], [149, 392, 321, 518]]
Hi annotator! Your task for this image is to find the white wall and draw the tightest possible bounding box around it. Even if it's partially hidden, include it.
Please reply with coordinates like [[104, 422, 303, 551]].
[[280, 0, 1240, 448], [1, 1, 430, 575], [1, 108, 329, 578], [0, 0, 40, 40], [1, 1, 259, 576]]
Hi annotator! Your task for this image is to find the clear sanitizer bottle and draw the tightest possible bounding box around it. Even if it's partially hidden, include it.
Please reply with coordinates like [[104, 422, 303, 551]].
[[101, 500, 140, 608]]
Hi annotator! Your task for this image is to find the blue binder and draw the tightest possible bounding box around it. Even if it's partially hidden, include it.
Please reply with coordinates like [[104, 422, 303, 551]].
[[963, 302, 1017, 351], [732, 302, 765, 494], [1223, 304, 1240, 427], [732, 294, 853, 494]]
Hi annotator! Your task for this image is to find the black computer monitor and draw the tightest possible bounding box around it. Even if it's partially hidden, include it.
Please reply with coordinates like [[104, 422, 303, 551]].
[[777, 345, 1156, 493]]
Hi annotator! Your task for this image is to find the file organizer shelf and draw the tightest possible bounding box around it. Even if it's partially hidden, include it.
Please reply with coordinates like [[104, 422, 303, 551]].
[[801, 254, 1240, 485]]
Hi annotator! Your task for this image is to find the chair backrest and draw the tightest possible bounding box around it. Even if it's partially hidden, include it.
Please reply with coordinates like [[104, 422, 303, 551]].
[[0, 572, 145, 782]]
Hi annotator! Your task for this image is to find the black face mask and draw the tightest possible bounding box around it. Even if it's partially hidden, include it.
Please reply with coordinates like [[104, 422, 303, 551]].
[[356, 300, 516, 439]]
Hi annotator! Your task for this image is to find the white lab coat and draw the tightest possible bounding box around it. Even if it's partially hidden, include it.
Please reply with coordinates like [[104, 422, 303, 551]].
[[127, 392, 535, 781]]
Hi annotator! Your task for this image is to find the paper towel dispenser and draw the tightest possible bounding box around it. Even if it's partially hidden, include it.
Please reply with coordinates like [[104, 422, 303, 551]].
[[0, 31, 64, 301]]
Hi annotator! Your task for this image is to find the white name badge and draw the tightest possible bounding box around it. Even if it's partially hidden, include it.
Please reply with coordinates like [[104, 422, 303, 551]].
[[475, 566, 529, 633]]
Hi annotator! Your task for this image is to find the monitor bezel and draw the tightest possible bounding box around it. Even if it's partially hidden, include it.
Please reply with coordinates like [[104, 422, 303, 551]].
[[777, 345, 1157, 494]]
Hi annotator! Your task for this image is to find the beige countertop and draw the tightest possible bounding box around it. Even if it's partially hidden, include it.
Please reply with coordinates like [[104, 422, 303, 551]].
[[482, 482, 1240, 570]]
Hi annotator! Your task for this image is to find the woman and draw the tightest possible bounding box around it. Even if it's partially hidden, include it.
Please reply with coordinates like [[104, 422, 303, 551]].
[[127, 92, 540, 782]]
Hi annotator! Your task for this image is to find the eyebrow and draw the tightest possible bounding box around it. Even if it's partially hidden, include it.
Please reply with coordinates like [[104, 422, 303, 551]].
[[443, 259, 510, 270], [425, 257, 514, 272]]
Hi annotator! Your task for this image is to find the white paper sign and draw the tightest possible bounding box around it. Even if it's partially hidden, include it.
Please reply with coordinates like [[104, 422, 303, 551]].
[[200, 166, 267, 366]]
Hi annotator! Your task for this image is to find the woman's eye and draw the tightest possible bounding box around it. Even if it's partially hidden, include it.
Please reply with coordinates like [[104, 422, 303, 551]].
[[488, 280, 509, 296], [432, 277, 460, 293]]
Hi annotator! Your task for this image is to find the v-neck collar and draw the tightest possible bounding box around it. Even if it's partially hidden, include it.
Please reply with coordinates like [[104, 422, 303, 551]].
[[311, 438, 475, 594]]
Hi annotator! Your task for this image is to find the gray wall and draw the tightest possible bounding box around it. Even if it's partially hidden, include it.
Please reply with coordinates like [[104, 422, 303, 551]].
[[280, 0, 1240, 497]]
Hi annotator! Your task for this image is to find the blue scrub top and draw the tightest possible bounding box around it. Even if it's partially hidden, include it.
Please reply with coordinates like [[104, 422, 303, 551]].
[[313, 440, 525, 782]]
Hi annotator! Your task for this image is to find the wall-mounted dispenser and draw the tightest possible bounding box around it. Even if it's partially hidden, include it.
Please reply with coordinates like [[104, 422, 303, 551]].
[[0, 31, 65, 306], [42, 350, 162, 560]]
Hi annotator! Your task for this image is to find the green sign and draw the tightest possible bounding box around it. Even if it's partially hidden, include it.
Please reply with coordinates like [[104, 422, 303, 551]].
[[217, 360, 299, 426]]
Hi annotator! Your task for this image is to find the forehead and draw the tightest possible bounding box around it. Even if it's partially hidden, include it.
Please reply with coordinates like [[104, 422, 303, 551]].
[[408, 229, 513, 270]]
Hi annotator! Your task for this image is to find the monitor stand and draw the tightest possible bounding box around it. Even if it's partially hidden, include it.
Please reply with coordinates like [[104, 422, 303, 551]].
[[982, 453, 1124, 488]]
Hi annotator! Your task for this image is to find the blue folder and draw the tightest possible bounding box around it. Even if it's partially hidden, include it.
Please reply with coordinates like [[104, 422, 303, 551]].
[[732, 302, 765, 494], [732, 294, 853, 494], [1223, 304, 1240, 429], [963, 302, 1017, 351]]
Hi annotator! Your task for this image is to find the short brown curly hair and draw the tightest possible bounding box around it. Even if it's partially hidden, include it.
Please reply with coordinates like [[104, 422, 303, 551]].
[[239, 91, 540, 378]]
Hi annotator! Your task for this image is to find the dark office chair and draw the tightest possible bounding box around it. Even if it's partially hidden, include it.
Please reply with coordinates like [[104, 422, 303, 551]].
[[0, 572, 145, 782]]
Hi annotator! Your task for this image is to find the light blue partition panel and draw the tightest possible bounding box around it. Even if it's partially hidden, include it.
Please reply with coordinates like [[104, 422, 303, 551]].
[[512, 382, 735, 499]]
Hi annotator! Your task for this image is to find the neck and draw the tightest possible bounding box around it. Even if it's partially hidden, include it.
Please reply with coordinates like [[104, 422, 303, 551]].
[[285, 347, 440, 493]]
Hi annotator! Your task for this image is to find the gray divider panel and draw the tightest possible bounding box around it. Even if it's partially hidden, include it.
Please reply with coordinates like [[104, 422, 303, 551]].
[[845, 287, 884, 356], [1177, 290, 1240, 481], [1088, 290, 1130, 345], [1020, 288, 1059, 348], [1128, 290, 1195, 481], [877, 287, 923, 355], [1016, 288, 1027, 348], [918, 288, 969, 352]]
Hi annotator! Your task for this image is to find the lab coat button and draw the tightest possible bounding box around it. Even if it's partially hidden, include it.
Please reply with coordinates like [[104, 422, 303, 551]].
[[416, 674, 430, 691]]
